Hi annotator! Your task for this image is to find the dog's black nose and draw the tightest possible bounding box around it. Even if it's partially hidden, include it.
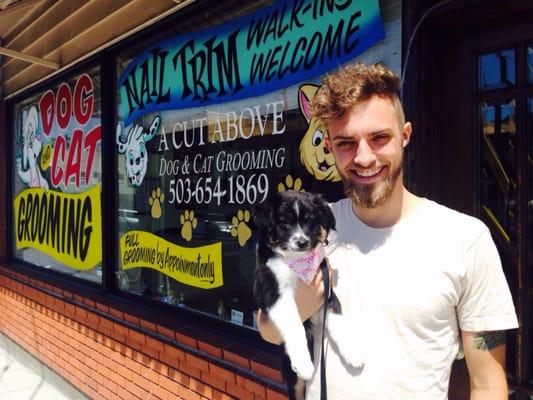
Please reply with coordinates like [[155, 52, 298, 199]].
[[296, 239, 309, 249]]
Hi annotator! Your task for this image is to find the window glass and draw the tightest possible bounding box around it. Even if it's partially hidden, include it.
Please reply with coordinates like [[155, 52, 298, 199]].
[[479, 99, 517, 243], [115, 0, 395, 327], [12, 68, 103, 283], [478, 49, 516, 90]]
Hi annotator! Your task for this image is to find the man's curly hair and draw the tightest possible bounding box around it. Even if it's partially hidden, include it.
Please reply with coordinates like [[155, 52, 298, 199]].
[[312, 63, 405, 127]]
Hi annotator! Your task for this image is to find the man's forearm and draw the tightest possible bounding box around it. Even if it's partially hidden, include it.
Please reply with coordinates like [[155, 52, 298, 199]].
[[256, 269, 327, 346], [470, 387, 507, 400], [256, 309, 282, 345], [465, 331, 508, 400]]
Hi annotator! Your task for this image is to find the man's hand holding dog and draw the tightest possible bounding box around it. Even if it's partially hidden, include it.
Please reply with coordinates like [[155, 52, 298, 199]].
[[295, 267, 329, 321], [257, 267, 330, 345]]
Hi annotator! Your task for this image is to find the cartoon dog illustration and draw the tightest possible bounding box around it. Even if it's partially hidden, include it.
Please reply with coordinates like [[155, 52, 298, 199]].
[[117, 115, 161, 187], [16, 105, 49, 190], [298, 84, 340, 182]]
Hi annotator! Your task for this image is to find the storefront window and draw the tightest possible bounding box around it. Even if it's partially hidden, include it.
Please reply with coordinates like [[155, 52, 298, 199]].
[[478, 49, 516, 90], [12, 68, 103, 283], [114, 0, 392, 327]]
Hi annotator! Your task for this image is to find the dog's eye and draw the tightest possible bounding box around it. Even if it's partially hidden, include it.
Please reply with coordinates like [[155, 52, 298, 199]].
[[279, 224, 291, 231], [312, 130, 323, 146]]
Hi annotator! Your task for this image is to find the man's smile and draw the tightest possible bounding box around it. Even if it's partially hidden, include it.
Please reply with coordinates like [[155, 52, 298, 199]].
[[348, 166, 387, 183]]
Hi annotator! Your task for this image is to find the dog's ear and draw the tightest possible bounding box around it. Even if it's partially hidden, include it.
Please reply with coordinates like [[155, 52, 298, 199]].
[[311, 193, 335, 232], [252, 199, 275, 234]]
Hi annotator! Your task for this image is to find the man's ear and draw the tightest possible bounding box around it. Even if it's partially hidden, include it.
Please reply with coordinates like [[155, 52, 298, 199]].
[[402, 122, 412, 148]]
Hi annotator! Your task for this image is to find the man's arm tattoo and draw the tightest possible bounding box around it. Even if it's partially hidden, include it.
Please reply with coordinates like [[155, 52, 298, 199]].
[[473, 331, 506, 351]]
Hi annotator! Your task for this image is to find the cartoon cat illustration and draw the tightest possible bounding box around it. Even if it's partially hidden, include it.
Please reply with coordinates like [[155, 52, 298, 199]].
[[17, 105, 49, 190], [298, 84, 340, 182]]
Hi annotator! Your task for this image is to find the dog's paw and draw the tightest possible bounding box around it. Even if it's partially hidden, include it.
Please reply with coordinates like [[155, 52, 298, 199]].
[[291, 357, 315, 380], [341, 344, 365, 369]]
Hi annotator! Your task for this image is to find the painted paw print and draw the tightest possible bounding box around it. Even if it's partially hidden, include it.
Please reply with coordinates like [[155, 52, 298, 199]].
[[149, 188, 164, 219], [230, 210, 252, 247], [277, 175, 304, 192], [180, 210, 197, 242]]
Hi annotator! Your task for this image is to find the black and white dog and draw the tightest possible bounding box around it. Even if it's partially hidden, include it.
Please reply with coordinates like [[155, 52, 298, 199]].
[[253, 191, 363, 400]]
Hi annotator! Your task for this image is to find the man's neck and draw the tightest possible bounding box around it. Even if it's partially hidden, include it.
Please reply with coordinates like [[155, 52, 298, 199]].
[[352, 183, 423, 229]]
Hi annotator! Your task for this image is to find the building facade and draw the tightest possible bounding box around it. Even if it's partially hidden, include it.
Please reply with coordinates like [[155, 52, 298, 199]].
[[0, 0, 530, 399]]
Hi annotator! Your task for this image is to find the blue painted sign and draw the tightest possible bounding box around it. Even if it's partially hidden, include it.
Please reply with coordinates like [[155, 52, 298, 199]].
[[119, 0, 384, 125]]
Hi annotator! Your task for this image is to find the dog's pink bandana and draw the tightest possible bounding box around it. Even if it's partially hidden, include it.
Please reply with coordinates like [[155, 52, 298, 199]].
[[287, 243, 325, 285]]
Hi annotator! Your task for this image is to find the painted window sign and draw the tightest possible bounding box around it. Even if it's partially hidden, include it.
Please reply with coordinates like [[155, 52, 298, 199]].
[[116, 0, 391, 327], [119, 0, 385, 125], [12, 69, 103, 282], [120, 231, 223, 289]]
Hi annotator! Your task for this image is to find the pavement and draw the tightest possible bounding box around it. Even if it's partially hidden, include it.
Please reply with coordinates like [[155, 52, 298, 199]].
[[0, 333, 88, 400]]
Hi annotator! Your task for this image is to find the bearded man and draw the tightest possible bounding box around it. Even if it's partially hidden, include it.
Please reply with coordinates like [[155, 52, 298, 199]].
[[257, 63, 518, 400]]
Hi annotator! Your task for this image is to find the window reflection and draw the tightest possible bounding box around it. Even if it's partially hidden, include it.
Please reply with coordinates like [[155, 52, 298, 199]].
[[481, 100, 516, 135], [479, 99, 517, 244], [479, 49, 515, 90]]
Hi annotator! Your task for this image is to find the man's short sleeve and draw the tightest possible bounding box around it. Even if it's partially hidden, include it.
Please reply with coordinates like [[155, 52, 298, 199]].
[[457, 228, 518, 332]]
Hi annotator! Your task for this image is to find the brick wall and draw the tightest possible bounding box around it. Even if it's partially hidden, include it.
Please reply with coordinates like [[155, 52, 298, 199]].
[[0, 267, 288, 400]]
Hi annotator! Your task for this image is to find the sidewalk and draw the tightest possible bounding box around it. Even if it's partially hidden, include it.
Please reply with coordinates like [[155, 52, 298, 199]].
[[0, 333, 88, 400]]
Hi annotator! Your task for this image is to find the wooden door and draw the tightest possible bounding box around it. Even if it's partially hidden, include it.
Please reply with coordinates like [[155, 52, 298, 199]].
[[412, 5, 533, 398]]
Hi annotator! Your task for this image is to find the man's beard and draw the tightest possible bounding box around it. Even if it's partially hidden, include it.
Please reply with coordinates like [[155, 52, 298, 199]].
[[342, 157, 403, 209]]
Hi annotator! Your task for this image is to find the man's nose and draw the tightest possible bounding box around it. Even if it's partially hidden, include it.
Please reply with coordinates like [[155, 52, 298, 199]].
[[353, 140, 376, 167]]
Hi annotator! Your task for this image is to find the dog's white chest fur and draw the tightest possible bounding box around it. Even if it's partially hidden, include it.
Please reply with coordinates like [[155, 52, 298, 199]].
[[266, 256, 299, 293]]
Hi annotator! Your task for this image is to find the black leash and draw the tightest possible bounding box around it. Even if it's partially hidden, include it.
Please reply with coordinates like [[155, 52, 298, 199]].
[[319, 258, 329, 400]]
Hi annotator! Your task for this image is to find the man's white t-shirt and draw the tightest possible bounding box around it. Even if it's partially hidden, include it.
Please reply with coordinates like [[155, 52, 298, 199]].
[[305, 198, 518, 399]]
